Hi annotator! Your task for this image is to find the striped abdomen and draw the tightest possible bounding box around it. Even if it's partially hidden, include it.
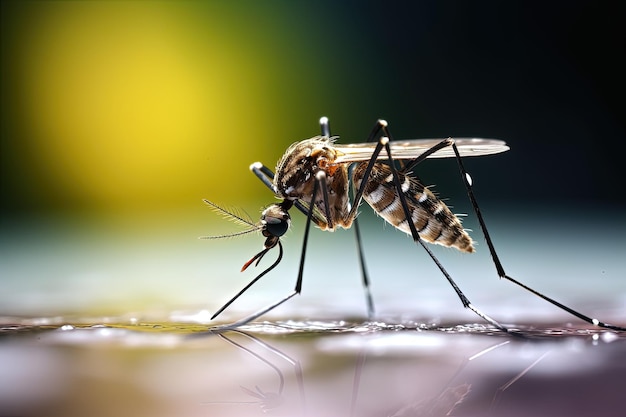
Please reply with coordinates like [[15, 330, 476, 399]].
[[352, 162, 474, 253]]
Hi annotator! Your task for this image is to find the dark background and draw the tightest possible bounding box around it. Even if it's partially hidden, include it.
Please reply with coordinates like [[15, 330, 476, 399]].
[[303, 1, 625, 207]]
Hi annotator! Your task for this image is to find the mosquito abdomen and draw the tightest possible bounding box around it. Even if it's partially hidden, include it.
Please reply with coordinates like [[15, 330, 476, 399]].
[[353, 162, 475, 253]]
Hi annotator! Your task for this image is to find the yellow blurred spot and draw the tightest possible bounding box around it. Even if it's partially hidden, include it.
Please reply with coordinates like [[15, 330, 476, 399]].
[[14, 2, 282, 214]]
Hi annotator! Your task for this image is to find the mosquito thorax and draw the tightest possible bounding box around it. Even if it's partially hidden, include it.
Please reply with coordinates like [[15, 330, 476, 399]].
[[274, 137, 342, 199], [271, 137, 353, 231]]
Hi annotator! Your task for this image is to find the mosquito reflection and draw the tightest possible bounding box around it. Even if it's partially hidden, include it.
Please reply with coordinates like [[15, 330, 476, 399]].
[[197, 325, 625, 416], [202, 330, 305, 414], [198, 330, 563, 417]]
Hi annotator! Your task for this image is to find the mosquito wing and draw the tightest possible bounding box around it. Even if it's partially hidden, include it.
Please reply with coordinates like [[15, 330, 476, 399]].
[[333, 138, 509, 164]]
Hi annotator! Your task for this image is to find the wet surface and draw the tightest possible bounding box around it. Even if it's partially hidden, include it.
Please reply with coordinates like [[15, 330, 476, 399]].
[[2, 314, 625, 417], [2, 210, 626, 417], [1, 210, 625, 417]]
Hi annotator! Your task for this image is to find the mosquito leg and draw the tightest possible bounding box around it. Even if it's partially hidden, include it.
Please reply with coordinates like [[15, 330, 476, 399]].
[[211, 242, 285, 320], [367, 119, 389, 142], [346, 119, 404, 222], [213, 171, 326, 329], [345, 128, 510, 331], [353, 219, 375, 318], [401, 138, 454, 174], [374, 135, 512, 332], [344, 121, 503, 324], [209, 162, 308, 321], [250, 146, 326, 227], [346, 138, 386, 222], [450, 143, 626, 331], [418, 238, 510, 332], [316, 117, 334, 229], [211, 290, 300, 331], [250, 162, 276, 192], [250, 161, 322, 229], [320, 116, 331, 137], [321, 117, 376, 318]]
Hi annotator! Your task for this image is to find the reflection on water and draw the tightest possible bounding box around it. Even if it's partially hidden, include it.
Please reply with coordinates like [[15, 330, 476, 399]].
[[201, 330, 305, 414], [1, 316, 625, 417]]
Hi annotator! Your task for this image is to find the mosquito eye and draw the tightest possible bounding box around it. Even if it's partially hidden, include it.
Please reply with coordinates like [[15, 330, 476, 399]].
[[263, 215, 290, 237], [261, 203, 292, 238]]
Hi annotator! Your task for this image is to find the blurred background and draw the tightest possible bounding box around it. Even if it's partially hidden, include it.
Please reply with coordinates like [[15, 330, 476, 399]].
[[1, 1, 624, 319]]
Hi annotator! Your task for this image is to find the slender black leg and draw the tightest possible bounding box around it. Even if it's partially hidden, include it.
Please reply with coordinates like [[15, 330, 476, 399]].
[[386, 136, 511, 332], [363, 129, 625, 331], [346, 119, 406, 222], [209, 162, 314, 323], [320, 116, 331, 137], [450, 143, 626, 331], [401, 138, 454, 173], [250, 162, 315, 224], [350, 126, 512, 331], [387, 131, 625, 331], [346, 136, 387, 221], [250, 162, 275, 190], [211, 242, 285, 320], [213, 171, 326, 330], [353, 219, 375, 318], [320, 117, 377, 318]]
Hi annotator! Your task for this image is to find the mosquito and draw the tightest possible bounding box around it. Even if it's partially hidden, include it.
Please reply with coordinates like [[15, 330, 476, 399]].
[[203, 117, 625, 332]]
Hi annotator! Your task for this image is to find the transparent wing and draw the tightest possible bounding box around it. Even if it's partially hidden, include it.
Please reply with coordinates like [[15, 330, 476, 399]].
[[333, 138, 509, 164]]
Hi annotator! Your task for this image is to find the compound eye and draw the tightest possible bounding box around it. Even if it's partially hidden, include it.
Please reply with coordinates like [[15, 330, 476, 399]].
[[263, 215, 290, 238], [261, 204, 291, 238]]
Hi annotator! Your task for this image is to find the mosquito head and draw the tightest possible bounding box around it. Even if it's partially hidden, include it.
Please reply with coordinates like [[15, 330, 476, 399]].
[[240, 200, 293, 272], [259, 201, 292, 249]]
